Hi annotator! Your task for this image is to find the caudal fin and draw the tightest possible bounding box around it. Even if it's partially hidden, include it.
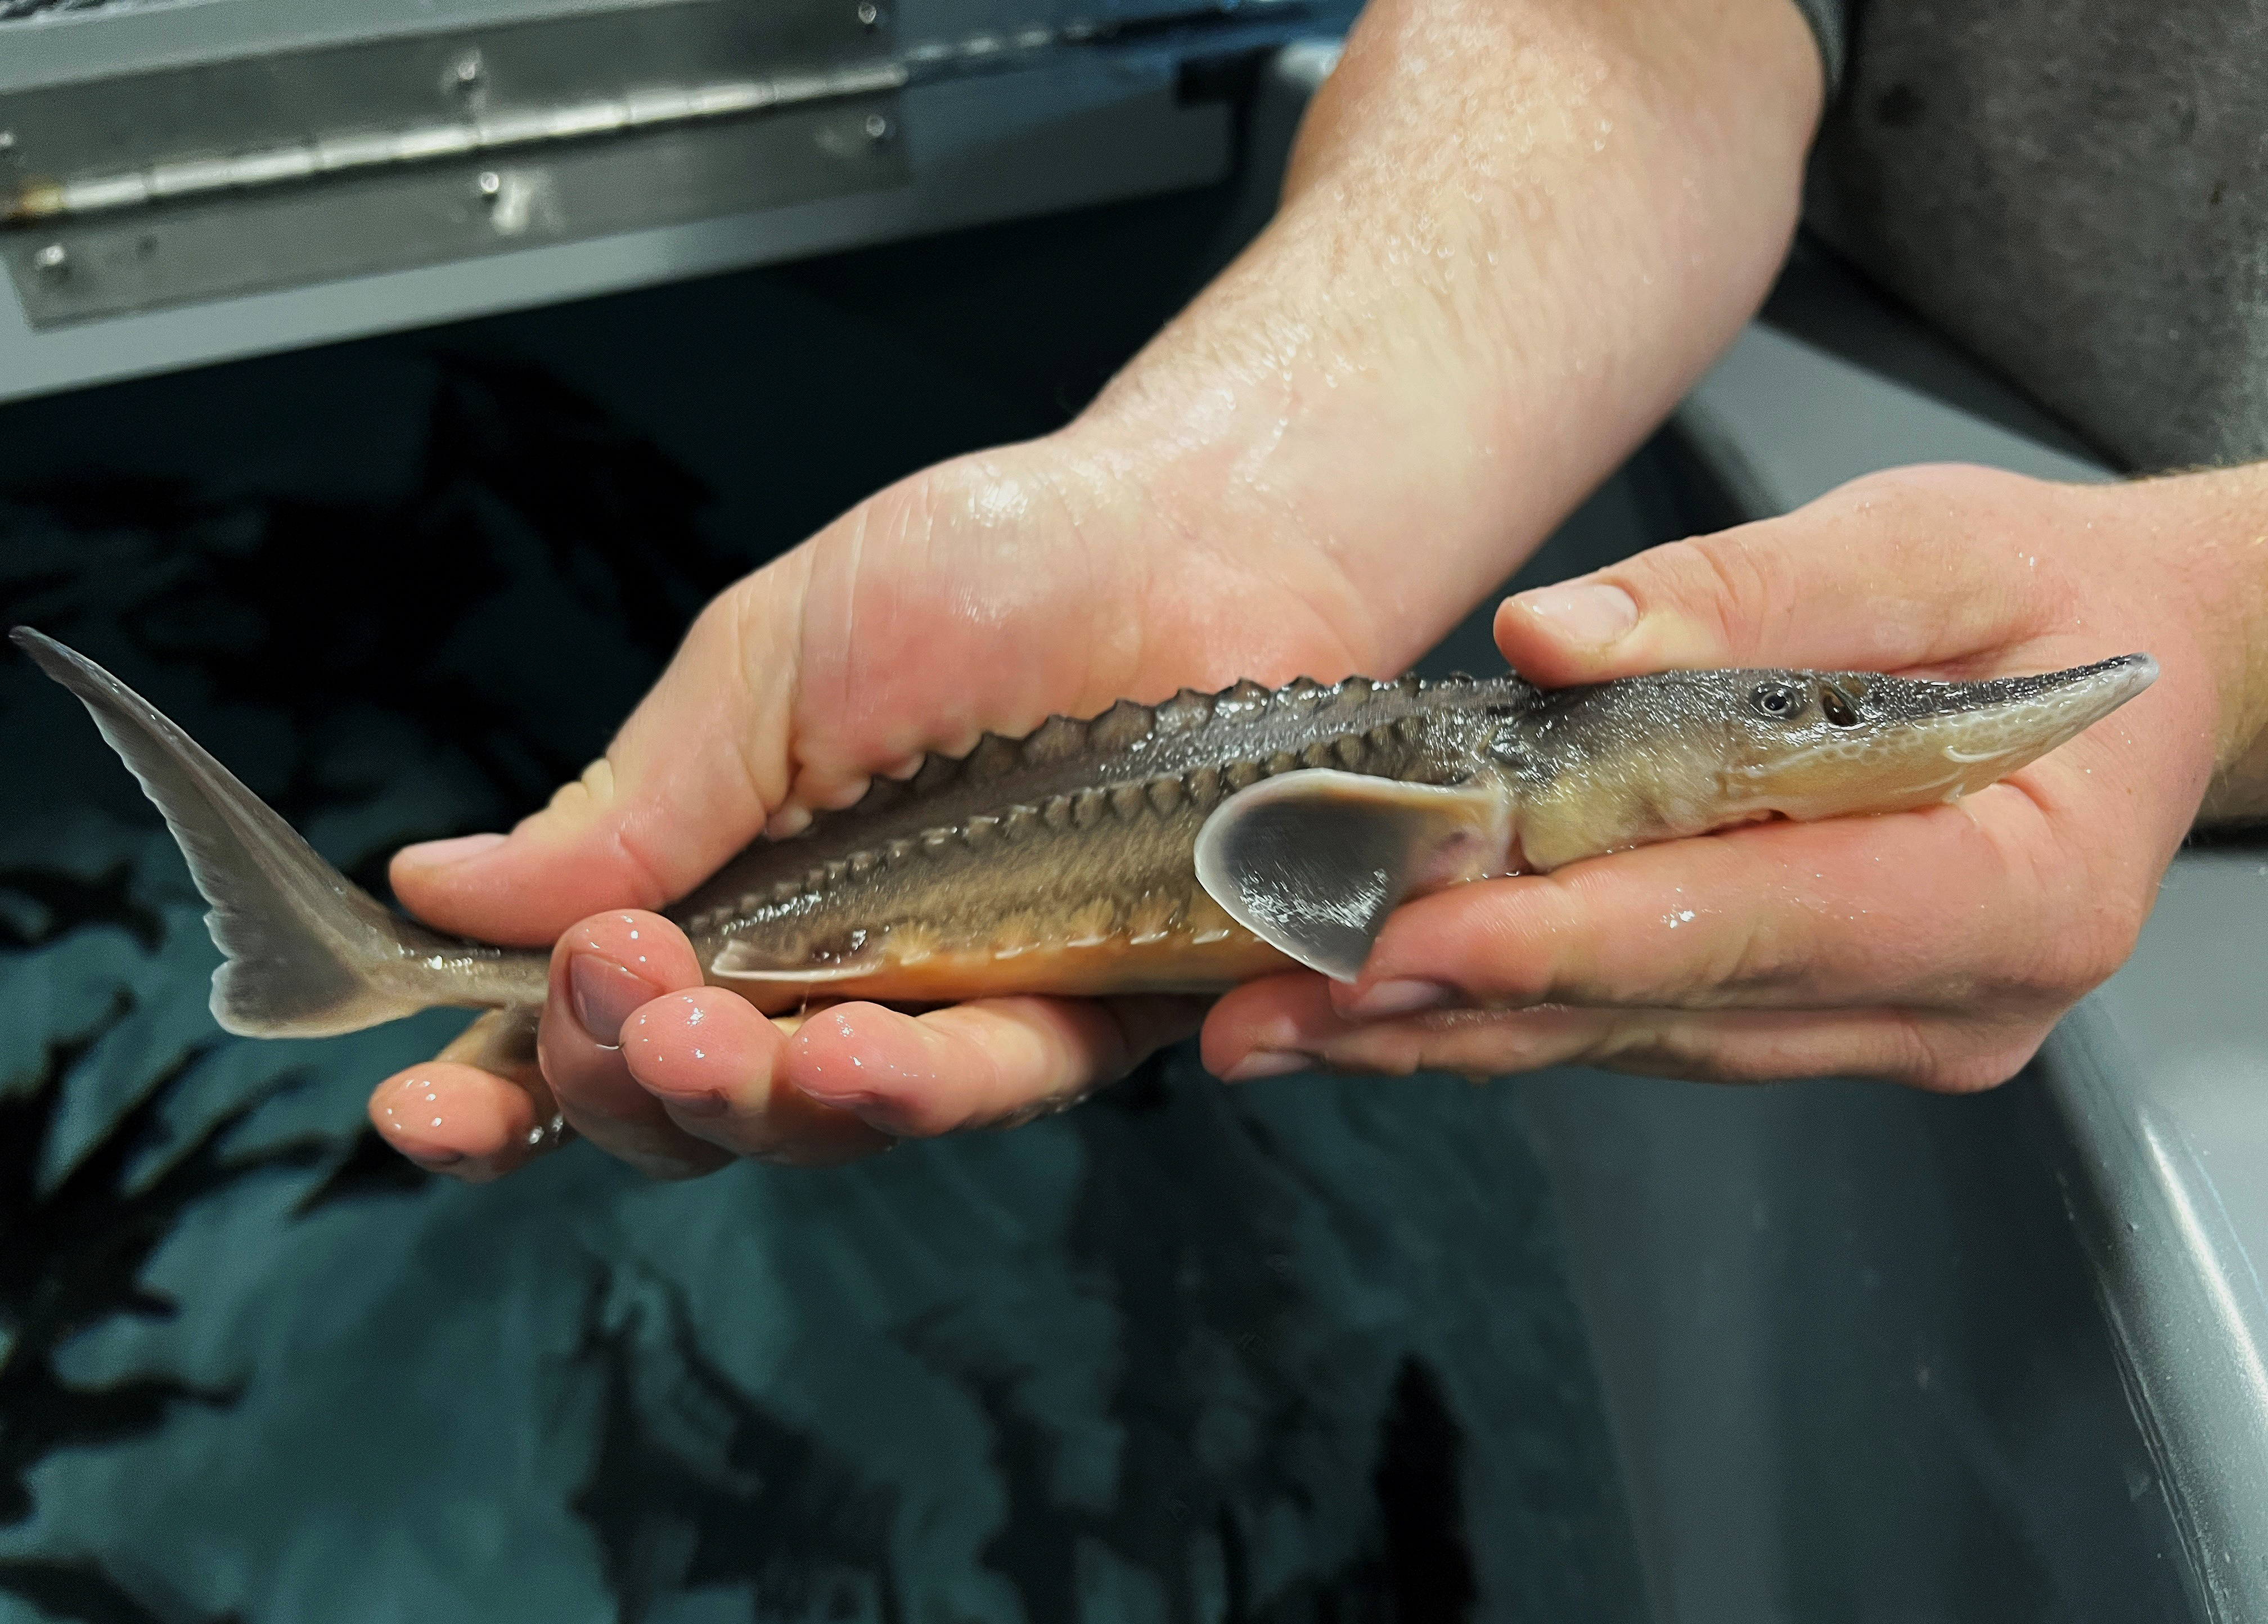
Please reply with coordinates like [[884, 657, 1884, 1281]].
[[12, 628, 545, 1037]]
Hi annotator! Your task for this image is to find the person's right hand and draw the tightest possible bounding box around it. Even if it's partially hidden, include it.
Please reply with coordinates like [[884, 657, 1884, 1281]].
[[364, 431, 1389, 1180], [357, 0, 1825, 1180]]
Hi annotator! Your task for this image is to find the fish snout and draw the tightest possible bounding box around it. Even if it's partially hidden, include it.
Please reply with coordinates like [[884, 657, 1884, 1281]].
[[1892, 651, 2158, 793]]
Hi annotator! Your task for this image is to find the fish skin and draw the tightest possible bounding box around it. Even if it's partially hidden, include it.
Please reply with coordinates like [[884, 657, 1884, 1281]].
[[670, 671, 1522, 1007], [672, 653, 2158, 1004], [9, 626, 2157, 1035]]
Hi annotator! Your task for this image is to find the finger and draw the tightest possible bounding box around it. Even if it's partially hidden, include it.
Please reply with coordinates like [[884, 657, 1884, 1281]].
[[785, 995, 1208, 1138], [1318, 786, 2135, 1021], [1202, 976, 2037, 1094], [536, 910, 732, 1179], [367, 1007, 567, 1182], [1495, 464, 2074, 685], [622, 988, 893, 1165], [390, 561, 809, 944]]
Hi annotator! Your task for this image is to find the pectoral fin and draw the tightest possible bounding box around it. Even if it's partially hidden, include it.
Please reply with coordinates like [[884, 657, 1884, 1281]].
[[1193, 769, 1511, 982]]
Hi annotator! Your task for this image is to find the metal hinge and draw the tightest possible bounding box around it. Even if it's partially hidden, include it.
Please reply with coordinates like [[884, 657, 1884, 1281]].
[[5, 58, 912, 225], [0, 1, 1289, 228], [0, 0, 1296, 325]]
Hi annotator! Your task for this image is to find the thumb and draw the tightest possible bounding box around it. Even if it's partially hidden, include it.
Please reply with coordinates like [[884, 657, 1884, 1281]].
[[1494, 466, 2050, 685], [392, 563, 805, 946]]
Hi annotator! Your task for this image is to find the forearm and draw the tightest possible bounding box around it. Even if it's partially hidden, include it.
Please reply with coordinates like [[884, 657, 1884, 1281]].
[[2153, 462, 2268, 825], [1060, 0, 1824, 670]]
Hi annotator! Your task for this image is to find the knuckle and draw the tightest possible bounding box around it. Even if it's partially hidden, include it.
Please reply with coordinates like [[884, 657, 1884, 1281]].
[[854, 1086, 958, 1139], [1704, 906, 1811, 1007], [1630, 534, 1776, 652], [1925, 1041, 2038, 1096], [1835, 461, 2036, 514], [1884, 1014, 1955, 1089], [1475, 919, 1556, 1007], [542, 756, 613, 818], [1891, 1016, 2039, 1095], [1320, 1023, 1429, 1076], [2021, 896, 2148, 1003]]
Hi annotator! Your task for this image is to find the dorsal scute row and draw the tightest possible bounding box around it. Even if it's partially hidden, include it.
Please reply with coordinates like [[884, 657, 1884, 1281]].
[[804, 669, 1453, 858], [743, 705, 1448, 918], [789, 666, 1478, 894]]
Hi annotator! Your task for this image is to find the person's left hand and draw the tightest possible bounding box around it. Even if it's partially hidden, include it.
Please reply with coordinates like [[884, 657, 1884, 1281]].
[[1203, 461, 2260, 1091]]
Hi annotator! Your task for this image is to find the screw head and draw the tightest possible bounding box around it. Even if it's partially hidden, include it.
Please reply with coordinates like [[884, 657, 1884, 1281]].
[[476, 170, 502, 198], [0, 131, 16, 152], [32, 242, 66, 277], [452, 51, 483, 87], [855, 2, 881, 26], [863, 112, 892, 142]]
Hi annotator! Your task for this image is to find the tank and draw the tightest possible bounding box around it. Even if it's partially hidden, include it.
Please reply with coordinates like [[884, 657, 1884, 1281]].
[[0, 28, 2247, 1624]]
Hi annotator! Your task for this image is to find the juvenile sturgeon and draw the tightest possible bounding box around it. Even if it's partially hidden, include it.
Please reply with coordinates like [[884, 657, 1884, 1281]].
[[11, 626, 2154, 1037]]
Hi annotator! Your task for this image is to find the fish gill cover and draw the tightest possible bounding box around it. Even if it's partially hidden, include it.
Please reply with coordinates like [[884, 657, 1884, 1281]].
[[0, 342, 1640, 1622]]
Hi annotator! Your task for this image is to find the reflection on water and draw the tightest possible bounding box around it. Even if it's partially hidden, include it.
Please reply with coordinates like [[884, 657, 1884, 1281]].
[[0, 323, 1638, 1622]]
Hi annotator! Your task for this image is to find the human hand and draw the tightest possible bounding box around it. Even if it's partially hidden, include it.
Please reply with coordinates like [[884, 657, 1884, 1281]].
[[1204, 461, 2264, 1092], [366, 432, 1383, 1179], [360, 0, 1829, 1177]]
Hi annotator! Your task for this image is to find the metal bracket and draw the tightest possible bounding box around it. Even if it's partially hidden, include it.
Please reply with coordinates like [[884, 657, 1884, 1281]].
[[0, 0, 908, 324]]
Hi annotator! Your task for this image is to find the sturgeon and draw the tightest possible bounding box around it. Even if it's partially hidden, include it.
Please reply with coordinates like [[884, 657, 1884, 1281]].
[[11, 626, 2154, 1038]]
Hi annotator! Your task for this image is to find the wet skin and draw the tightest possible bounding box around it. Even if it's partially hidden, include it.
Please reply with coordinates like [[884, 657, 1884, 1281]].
[[363, 0, 2268, 1180], [368, 459, 2263, 1179], [370, 0, 1834, 1178]]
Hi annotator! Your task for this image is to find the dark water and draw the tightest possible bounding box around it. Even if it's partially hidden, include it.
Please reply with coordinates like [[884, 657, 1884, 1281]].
[[0, 199, 1648, 1623]]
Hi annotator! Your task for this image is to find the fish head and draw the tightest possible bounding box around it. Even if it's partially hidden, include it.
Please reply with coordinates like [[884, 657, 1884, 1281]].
[[1706, 653, 2158, 820], [1505, 653, 2157, 869]]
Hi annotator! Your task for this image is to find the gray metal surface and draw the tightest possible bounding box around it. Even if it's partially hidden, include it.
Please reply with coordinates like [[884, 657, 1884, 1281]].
[[1493, 273, 2229, 1620], [7, 97, 908, 324], [0, 0, 1289, 88], [0, 0, 1339, 400], [1696, 293, 2268, 1621], [1678, 319, 2104, 518], [2047, 863, 2268, 1620]]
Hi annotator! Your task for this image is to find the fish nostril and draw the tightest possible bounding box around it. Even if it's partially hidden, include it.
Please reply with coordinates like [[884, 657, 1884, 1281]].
[[1821, 685, 1861, 728], [1752, 682, 1802, 719]]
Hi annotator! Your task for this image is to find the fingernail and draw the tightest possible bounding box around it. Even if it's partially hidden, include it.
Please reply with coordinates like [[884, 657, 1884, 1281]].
[[400, 832, 507, 867], [1513, 581, 1637, 647], [402, 1147, 465, 1170], [569, 953, 660, 1048], [651, 1088, 730, 1119], [1224, 1050, 1316, 1082], [1348, 978, 1456, 1018]]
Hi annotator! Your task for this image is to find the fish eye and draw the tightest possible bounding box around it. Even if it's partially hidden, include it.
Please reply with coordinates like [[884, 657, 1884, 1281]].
[[1751, 682, 1805, 720]]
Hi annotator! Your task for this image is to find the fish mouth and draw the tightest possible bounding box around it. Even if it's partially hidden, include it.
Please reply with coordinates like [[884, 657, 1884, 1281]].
[[1737, 653, 2159, 816]]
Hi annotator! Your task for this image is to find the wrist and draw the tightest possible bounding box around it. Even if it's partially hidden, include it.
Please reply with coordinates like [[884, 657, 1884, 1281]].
[[2148, 462, 2268, 824], [1065, 0, 1821, 670]]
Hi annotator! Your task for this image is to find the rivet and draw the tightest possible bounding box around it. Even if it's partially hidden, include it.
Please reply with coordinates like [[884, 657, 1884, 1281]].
[[452, 50, 484, 89], [863, 112, 893, 142], [476, 170, 502, 199], [33, 242, 66, 278], [855, 1, 883, 26]]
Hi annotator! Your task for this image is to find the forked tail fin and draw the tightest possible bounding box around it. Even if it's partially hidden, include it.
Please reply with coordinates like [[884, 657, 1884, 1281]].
[[12, 628, 547, 1037]]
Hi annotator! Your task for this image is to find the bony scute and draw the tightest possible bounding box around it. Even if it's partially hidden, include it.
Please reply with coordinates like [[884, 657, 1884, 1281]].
[[11, 628, 2154, 1032]]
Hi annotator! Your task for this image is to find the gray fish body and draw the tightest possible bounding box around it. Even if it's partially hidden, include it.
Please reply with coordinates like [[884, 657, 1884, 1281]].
[[10, 626, 2156, 1035], [672, 674, 1521, 1005]]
